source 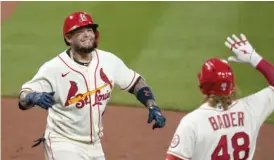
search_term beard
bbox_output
[73,41,96,54]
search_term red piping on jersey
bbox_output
[167,151,191,160]
[94,50,101,138]
[48,132,55,160]
[256,59,274,86]
[58,55,93,143]
[166,154,183,160]
[121,72,136,90]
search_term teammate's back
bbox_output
[182,87,274,160]
[166,34,274,160]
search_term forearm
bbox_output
[129,77,156,108]
[18,90,34,110]
[256,59,274,86]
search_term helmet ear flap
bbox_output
[199,84,203,89]
[198,72,206,94]
[197,72,201,78]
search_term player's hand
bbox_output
[25,92,55,110]
[225,33,262,67]
[147,105,166,129]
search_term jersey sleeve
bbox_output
[20,62,53,93]
[113,56,140,91]
[167,118,196,160]
[241,86,274,126]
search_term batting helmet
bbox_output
[197,58,234,96]
[63,11,99,47]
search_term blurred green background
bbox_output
[2,1,274,123]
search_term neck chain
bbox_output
[67,49,91,66]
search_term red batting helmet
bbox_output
[63,11,99,47]
[197,58,234,96]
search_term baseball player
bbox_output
[18,11,166,160]
[166,33,274,160]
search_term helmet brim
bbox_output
[68,23,99,34]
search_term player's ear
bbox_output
[65,33,73,44]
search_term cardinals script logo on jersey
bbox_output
[64,68,113,108]
[65,81,91,108]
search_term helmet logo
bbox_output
[205,62,213,71]
[80,13,87,22]
[221,82,227,91]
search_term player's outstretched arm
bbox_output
[225,33,274,86]
[18,90,55,110]
[128,77,166,129]
[256,57,274,86]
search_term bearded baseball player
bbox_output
[18,11,166,160]
[166,34,274,160]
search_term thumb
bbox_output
[152,123,158,130]
[227,56,241,62]
[147,115,153,124]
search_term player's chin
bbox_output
[76,45,95,54]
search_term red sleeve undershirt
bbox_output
[256,59,274,86]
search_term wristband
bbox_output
[136,87,155,106]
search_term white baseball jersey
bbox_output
[21,49,140,143]
[167,86,274,160]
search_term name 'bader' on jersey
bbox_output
[209,111,244,131]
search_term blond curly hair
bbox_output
[203,89,237,110]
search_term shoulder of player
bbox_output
[238,86,274,104]
[180,103,219,125]
[253,86,274,94]
[95,49,123,62]
[179,108,202,126]
[38,53,64,72]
